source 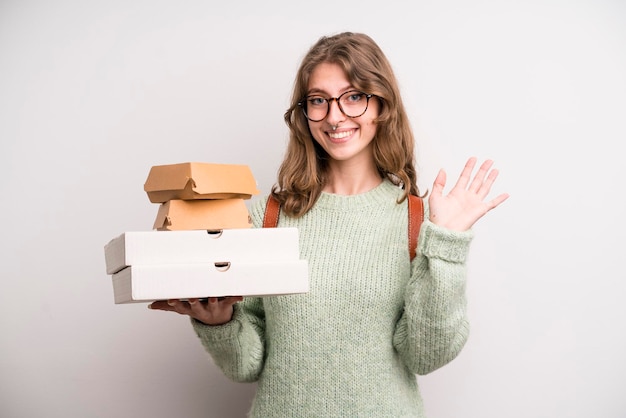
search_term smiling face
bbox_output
[306,62,380,171]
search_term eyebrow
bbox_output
[306,86,355,96]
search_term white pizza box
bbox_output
[111,261,309,303]
[104,228,300,275]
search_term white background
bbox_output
[1,1,625,417]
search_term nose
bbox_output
[326,98,346,125]
[326,97,345,125]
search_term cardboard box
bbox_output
[153,198,252,231]
[144,162,260,203]
[111,261,309,303]
[104,228,301,275]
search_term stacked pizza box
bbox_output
[103,162,309,304]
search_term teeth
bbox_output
[329,130,353,139]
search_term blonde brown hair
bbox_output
[272,32,420,217]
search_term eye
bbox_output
[344,91,365,103]
[307,96,327,106]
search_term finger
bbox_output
[188,297,212,316]
[205,297,226,315]
[452,157,477,191]
[468,159,494,193]
[208,296,242,313]
[431,169,447,197]
[201,296,241,322]
[476,166,499,198]
[222,296,244,306]
[148,300,173,311]
[148,299,188,313]
[167,299,194,315]
[487,192,510,210]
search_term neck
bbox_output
[323,162,383,195]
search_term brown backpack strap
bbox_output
[263,193,424,261]
[408,195,424,261]
[263,195,281,228]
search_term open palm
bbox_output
[428,157,509,231]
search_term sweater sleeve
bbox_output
[191,296,266,382]
[393,217,473,375]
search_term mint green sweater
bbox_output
[192,180,473,417]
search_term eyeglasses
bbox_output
[298,90,374,122]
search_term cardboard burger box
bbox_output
[153,198,252,231]
[144,162,260,203]
[104,228,309,303]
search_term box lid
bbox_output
[144,162,260,203]
[104,227,302,275]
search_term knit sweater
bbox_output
[192,179,473,417]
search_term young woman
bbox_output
[150,32,509,417]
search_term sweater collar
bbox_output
[315,179,403,211]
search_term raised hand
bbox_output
[149,296,243,325]
[428,157,509,231]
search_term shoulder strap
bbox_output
[262,195,281,228]
[263,194,424,261]
[407,195,424,261]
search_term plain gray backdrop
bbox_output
[1,0,625,417]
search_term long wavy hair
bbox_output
[272,32,421,217]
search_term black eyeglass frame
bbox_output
[297,90,375,122]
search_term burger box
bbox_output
[111,260,309,303]
[104,228,301,275]
[144,162,260,203]
[104,228,309,303]
[153,198,252,231]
